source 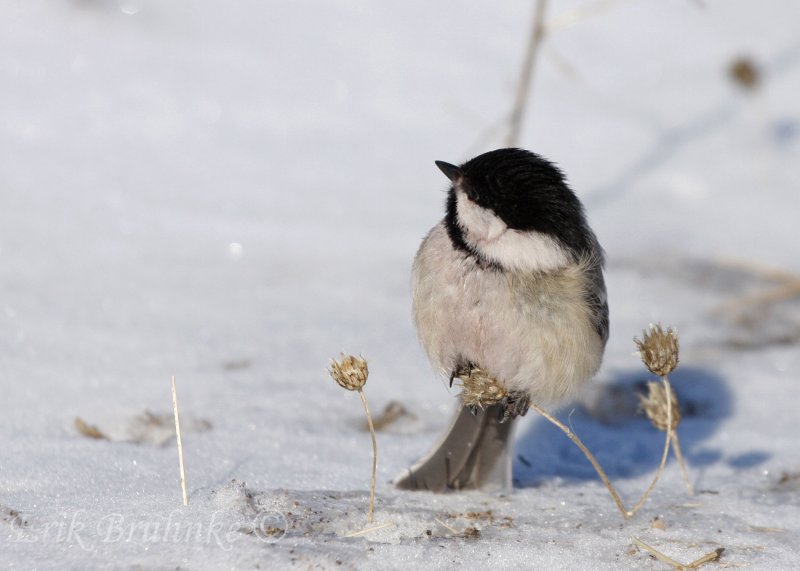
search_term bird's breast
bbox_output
[412,222,604,404]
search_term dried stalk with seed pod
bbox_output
[635,324,693,498]
[635,323,679,378]
[329,354,378,523]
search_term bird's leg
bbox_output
[498,391,530,424]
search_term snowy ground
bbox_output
[2,0,800,569]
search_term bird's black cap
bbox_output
[442,148,599,260]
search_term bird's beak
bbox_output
[435,161,461,182]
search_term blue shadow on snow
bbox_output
[512,365,765,487]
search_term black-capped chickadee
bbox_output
[394,148,609,492]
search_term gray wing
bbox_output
[585,257,609,345]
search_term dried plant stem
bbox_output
[687,548,725,568]
[632,537,685,568]
[627,378,673,517]
[358,388,377,524]
[671,431,694,496]
[527,401,629,519]
[171,375,188,507]
[343,522,394,537]
[506,0,549,146]
[627,435,671,516]
[633,537,723,570]
[434,518,461,535]
[327,354,377,523]
[531,381,680,519]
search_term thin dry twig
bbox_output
[633,537,724,570]
[342,521,395,538]
[627,379,674,516]
[358,388,378,524]
[686,548,725,568]
[434,518,481,538]
[328,354,378,524]
[171,375,188,507]
[670,431,694,496]
[748,525,786,533]
[507,0,549,146]
[434,518,461,535]
[632,537,685,568]
[527,401,630,519]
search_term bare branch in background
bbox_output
[507,0,549,147]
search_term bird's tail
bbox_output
[393,404,516,493]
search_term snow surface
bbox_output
[2,0,800,569]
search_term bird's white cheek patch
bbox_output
[483,229,571,273]
[456,191,571,273]
[456,192,507,242]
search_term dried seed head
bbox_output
[639,381,681,431]
[729,57,760,90]
[634,323,679,377]
[456,367,508,408]
[328,354,369,391]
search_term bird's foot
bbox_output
[498,392,530,424]
[450,361,477,388]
